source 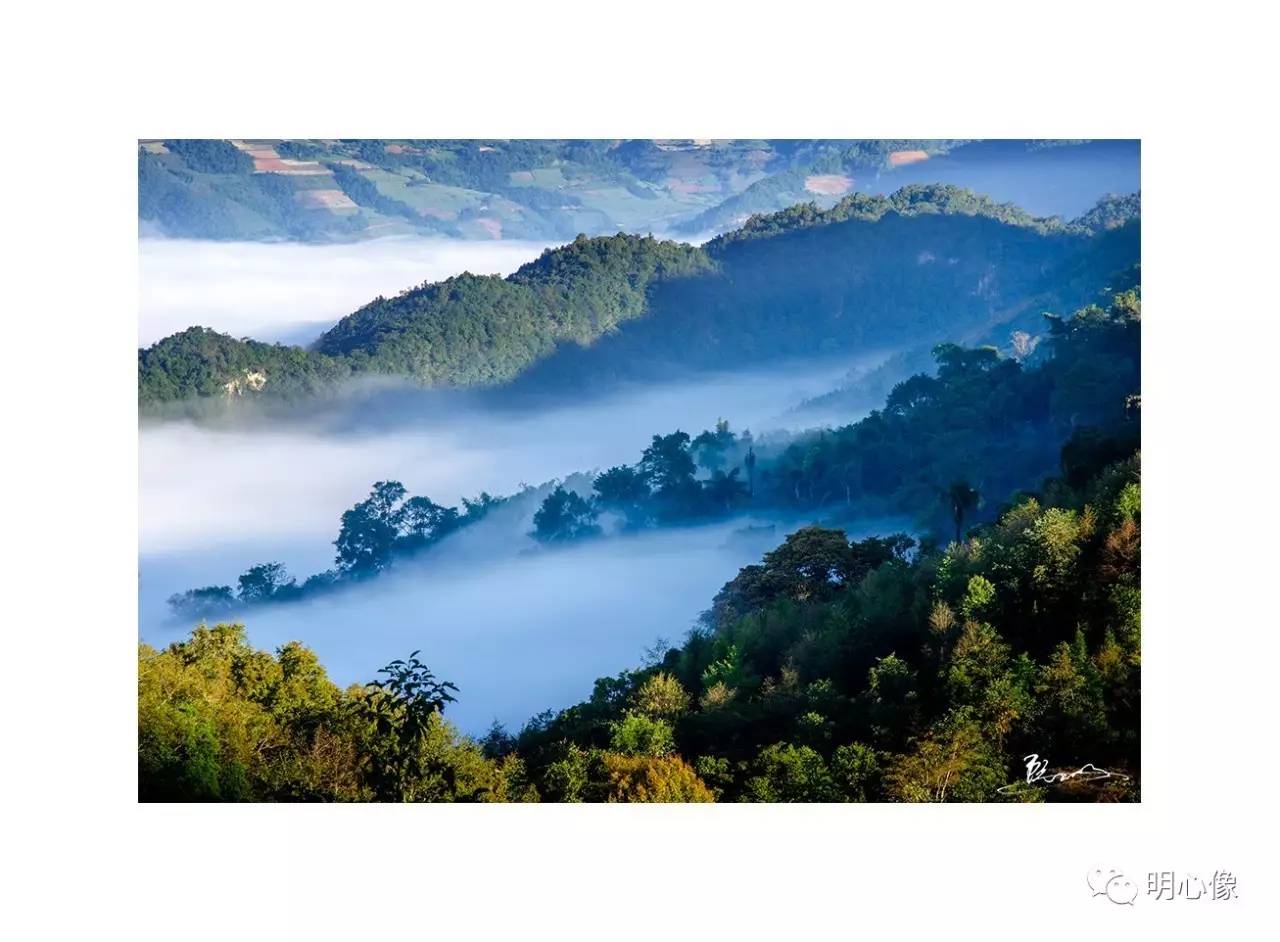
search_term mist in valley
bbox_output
[140,234,905,732]
[139,235,562,346]
[145,514,898,734]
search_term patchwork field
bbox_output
[889,149,930,167]
[804,174,854,195]
[141,139,1119,242]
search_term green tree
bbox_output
[886,710,1004,802]
[945,481,981,544]
[531,486,601,543]
[396,496,460,548]
[360,651,460,801]
[236,562,294,604]
[744,743,838,802]
[704,467,749,512]
[632,672,691,719]
[335,481,407,575]
[608,713,676,757]
[593,465,651,530]
[639,432,700,516]
[690,419,735,472]
[831,743,883,801]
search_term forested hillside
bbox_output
[166,292,1138,620]
[313,234,713,384]
[509,187,1138,394]
[514,448,1140,802]
[142,438,1139,802]
[142,253,1140,801]
[138,186,1140,411]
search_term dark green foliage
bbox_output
[138,327,349,408]
[675,141,972,233]
[141,227,1141,802]
[237,562,295,604]
[704,528,915,629]
[173,293,1140,634]
[312,234,713,387]
[637,431,703,519]
[362,651,461,801]
[709,182,1074,250]
[515,445,1139,802]
[592,466,651,530]
[1072,192,1141,233]
[511,193,1137,395]
[167,480,501,618]
[163,139,253,174]
[946,481,982,543]
[334,481,406,576]
[532,487,601,543]
[166,585,235,620]
[742,292,1139,530]
[145,429,1138,802]
[138,187,1139,409]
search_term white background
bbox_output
[2,1,1278,938]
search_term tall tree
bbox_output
[532,487,601,543]
[593,466,651,530]
[335,481,407,575]
[945,481,981,544]
[236,562,294,603]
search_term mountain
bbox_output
[314,234,713,384]
[677,139,1140,235]
[144,292,1141,802]
[137,185,1140,412]
[137,139,1137,243]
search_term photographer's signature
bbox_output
[996,753,1131,795]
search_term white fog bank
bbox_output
[139,353,901,733]
[139,236,561,346]
[138,236,907,736]
[139,355,882,556]
[141,513,908,735]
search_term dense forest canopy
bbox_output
[142,435,1139,802]
[138,186,1139,410]
[312,234,713,383]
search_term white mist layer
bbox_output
[139,237,902,735]
[141,514,906,734]
[139,236,561,346]
[139,356,896,732]
[139,357,879,556]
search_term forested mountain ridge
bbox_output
[503,188,1138,394]
[143,418,1140,802]
[169,292,1140,626]
[138,327,348,404]
[138,186,1140,412]
[313,234,713,384]
[512,447,1140,802]
[707,182,1134,249]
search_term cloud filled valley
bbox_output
[139,236,561,346]
[140,321,894,731]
